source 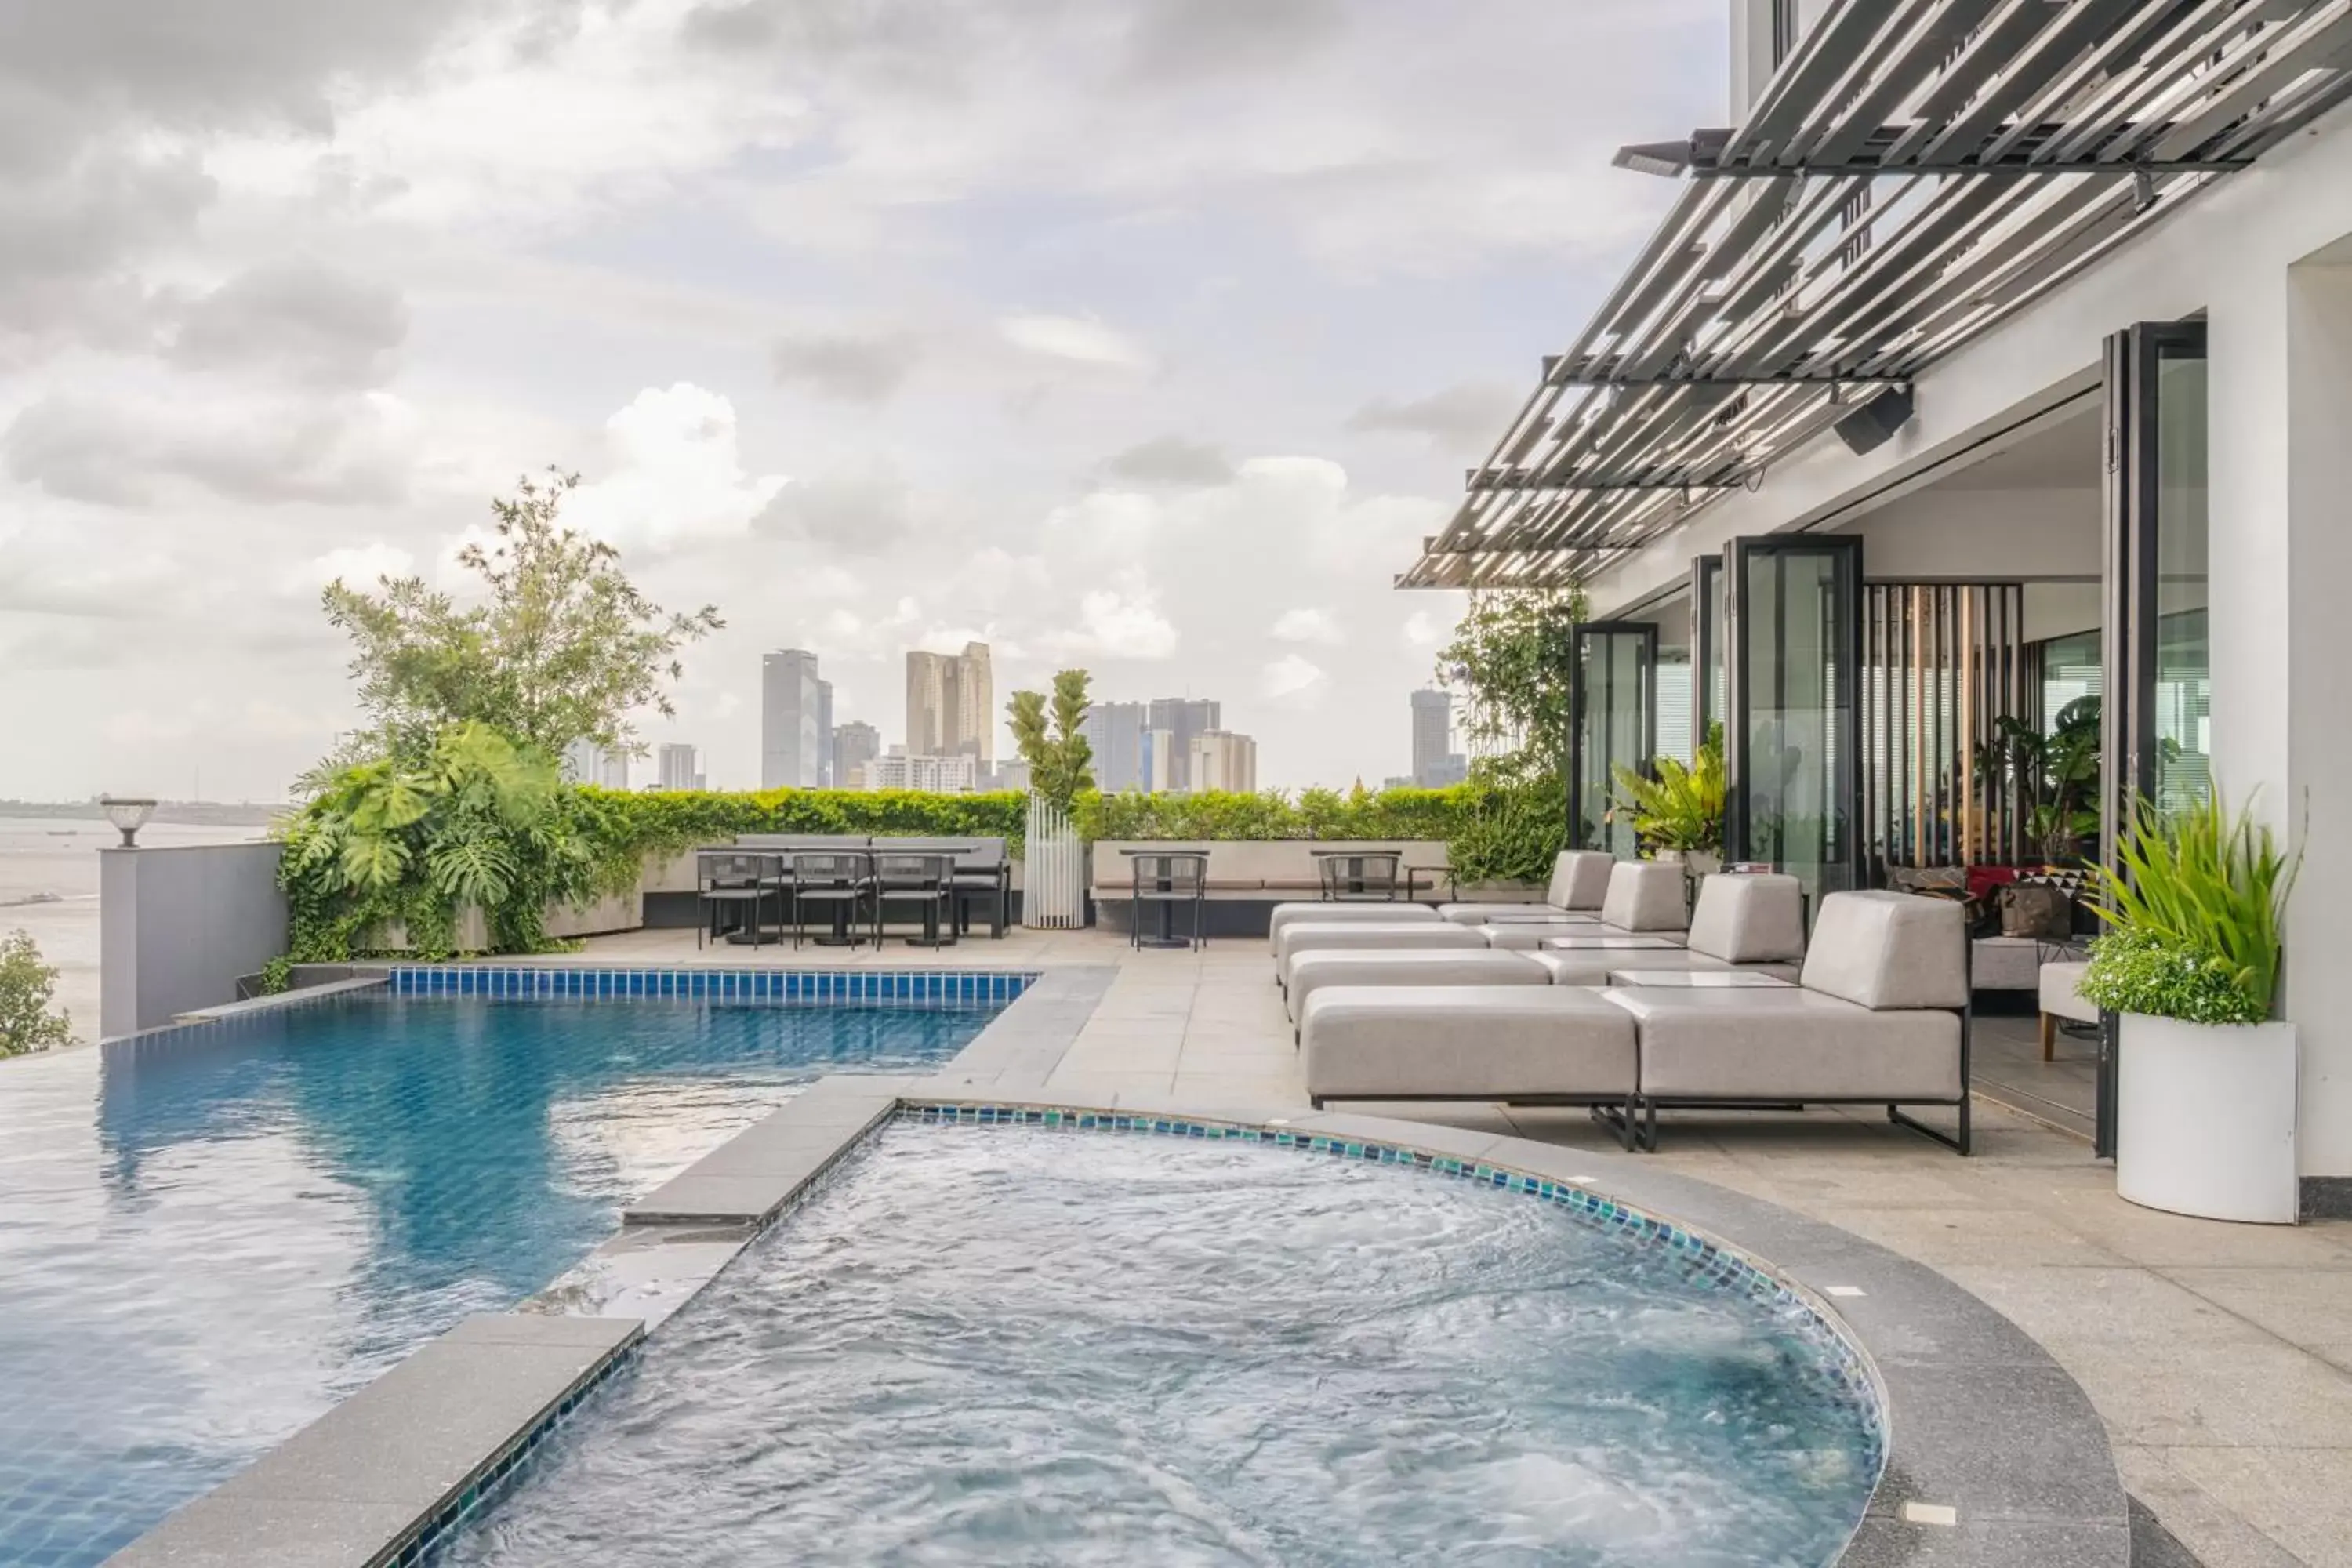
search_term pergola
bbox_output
[1399,0,2352,591]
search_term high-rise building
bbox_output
[1410,688,1450,781]
[832,720,880,791]
[1148,697,1219,791]
[905,642,994,764]
[761,649,824,789]
[1080,700,1149,793]
[816,679,835,786]
[656,743,700,792]
[561,739,630,791]
[868,746,978,793]
[1189,730,1258,793]
[1141,727,1177,793]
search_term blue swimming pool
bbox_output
[0,974,1012,1568]
[436,1120,1883,1566]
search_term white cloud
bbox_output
[1039,577,1178,661]
[1270,606,1343,644]
[1260,652,1327,704]
[1404,609,1446,646]
[290,541,416,596]
[563,383,787,554]
[1000,312,1153,372]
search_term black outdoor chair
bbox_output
[788,851,876,949]
[696,851,779,949]
[1128,851,1208,950]
[952,840,1012,938]
[874,852,958,949]
[1317,851,1403,902]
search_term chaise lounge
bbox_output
[1283,947,1545,1025]
[1266,900,1442,956]
[1301,889,1970,1155]
[1437,850,1613,925]
[1530,872,1800,982]
[1482,861,1690,950]
[1272,920,1490,991]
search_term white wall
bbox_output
[1846,486,2100,580]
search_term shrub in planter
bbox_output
[1610,724,1725,860]
[2081,791,2302,1223]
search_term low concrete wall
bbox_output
[100,843,289,1039]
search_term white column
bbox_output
[2211,246,2352,1189]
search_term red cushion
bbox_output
[1965,865,2022,903]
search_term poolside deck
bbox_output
[563,924,2352,1568]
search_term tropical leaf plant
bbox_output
[1007,669,1097,815]
[1611,725,1726,856]
[2079,789,2299,1026]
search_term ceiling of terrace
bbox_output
[1400,0,2352,590]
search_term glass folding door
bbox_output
[1569,623,1657,856]
[1724,536,1864,904]
[2098,320,2209,1156]
[1693,554,1726,746]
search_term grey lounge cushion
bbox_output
[1599,862,1690,932]
[1439,901,1561,924]
[1686,873,1805,962]
[1801,891,1969,1010]
[1532,948,1737,985]
[1267,901,1439,954]
[1286,949,1545,1021]
[2040,960,2096,1025]
[1547,850,1616,911]
[1275,922,1489,984]
[1301,985,1639,1102]
[1605,987,1964,1100]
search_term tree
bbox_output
[0,930,74,1055]
[1434,586,1589,775]
[1007,670,1096,811]
[322,469,723,759]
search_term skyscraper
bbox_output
[1411,688,1455,786]
[1189,730,1258,793]
[656,743,700,792]
[761,649,824,789]
[832,720,880,790]
[816,679,835,786]
[562,740,630,790]
[905,642,993,762]
[1147,697,1220,791]
[1081,701,1148,793]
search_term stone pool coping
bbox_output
[104,962,2126,1568]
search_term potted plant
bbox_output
[2081,791,2300,1223]
[1611,724,1726,873]
[1007,669,1095,929]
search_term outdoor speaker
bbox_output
[1834,387,1915,456]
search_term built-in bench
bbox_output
[1091,840,1464,938]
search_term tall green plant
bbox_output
[322,469,723,758]
[1611,725,1726,855]
[0,930,74,1055]
[1976,696,2100,863]
[1007,670,1096,812]
[2079,791,2299,1026]
[1433,588,1588,771]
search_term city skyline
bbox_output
[0,0,1718,804]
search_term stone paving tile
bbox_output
[2113,1447,2308,1568]
[2047,1338,2352,1448]
[2160,1446,2352,1568]
[2158,1264,2352,1348]
[1940,1266,2279,1352]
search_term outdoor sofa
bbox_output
[1267,900,1443,956]
[1301,889,1971,1154]
[1272,920,1489,992]
[1437,849,1613,924]
[1283,948,1545,1025]
[1480,861,1690,949]
[1530,873,1801,982]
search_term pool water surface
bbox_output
[0,986,1000,1567]
[437,1121,1882,1567]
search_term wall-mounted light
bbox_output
[99,795,158,848]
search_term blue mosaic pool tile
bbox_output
[383,964,1033,1010]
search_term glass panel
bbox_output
[1738,546,1856,902]
[2153,353,2210,811]
[1653,586,1695,766]
[1698,557,1726,740]
[2037,628,2102,721]
[1573,629,1655,855]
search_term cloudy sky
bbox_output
[0,0,1722,800]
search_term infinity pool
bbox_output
[437,1122,1883,1566]
[0,981,1004,1567]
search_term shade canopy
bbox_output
[1400,0,2352,590]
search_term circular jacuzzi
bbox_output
[435,1112,1884,1566]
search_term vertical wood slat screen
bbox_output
[1860,582,2030,875]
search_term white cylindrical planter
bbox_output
[1022,796,1084,930]
[2117,1014,2299,1224]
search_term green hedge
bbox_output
[578,786,1031,880]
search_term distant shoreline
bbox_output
[0,801,287,828]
